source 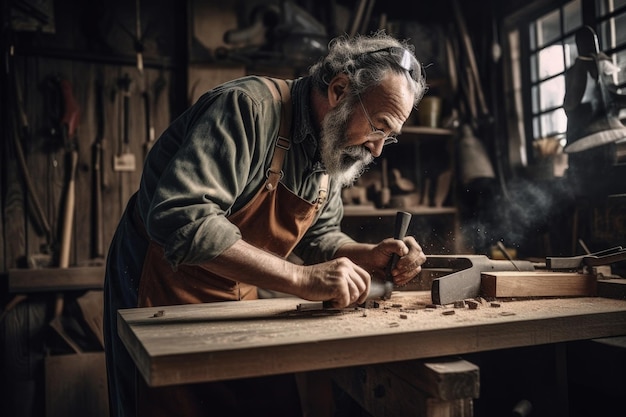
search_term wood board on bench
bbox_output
[481,271,597,298]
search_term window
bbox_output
[506,0,626,164]
[596,0,626,86]
[527,1,581,143]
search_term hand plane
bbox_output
[430,246,626,305]
[428,255,535,305]
[546,246,626,270]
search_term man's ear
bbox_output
[327,73,350,107]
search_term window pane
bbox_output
[617,14,626,45]
[564,35,577,68]
[536,10,561,48]
[540,108,568,138]
[597,0,626,15]
[531,53,538,82]
[532,85,540,113]
[599,14,626,49]
[530,21,538,49]
[563,0,582,33]
[614,49,626,85]
[533,115,541,139]
[538,44,565,79]
[539,76,566,110]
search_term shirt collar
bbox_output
[291,77,318,146]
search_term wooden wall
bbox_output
[2,0,188,272]
[1,2,185,415]
[4,58,174,271]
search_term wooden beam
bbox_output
[388,357,480,401]
[481,271,597,298]
[7,266,105,293]
[598,279,626,300]
[332,357,478,417]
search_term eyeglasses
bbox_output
[357,93,398,146]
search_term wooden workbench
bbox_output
[117,291,626,388]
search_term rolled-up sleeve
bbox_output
[137,79,280,267]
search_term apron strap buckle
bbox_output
[265,168,284,191]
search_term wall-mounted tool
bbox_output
[92,75,106,260]
[116,0,145,73]
[451,0,490,123]
[113,73,136,172]
[141,86,154,159]
[50,77,82,353]
[57,78,80,269]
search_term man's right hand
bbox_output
[299,257,371,308]
[202,240,370,308]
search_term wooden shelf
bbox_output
[401,126,455,137]
[341,204,464,253]
[6,266,105,293]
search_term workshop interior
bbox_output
[1,0,626,416]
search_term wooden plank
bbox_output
[481,271,597,297]
[7,266,105,292]
[117,291,626,387]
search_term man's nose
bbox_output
[364,138,385,157]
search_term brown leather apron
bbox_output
[135,78,329,416]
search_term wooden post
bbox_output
[331,357,479,417]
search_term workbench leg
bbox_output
[296,370,335,417]
[331,357,479,417]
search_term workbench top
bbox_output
[118,291,626,387]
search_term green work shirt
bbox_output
[136,75,356,268]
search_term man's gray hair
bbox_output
[309,31,427,106]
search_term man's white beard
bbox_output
[319,98,374,188]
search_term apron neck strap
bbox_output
[262,77,292,190]
[261,77,329,211]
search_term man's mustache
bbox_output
[342,145,372,161]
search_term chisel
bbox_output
[385,211,412,280]
[316,211,412,309]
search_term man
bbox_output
[104,31,428,417]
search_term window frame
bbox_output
[502,0,626,168]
